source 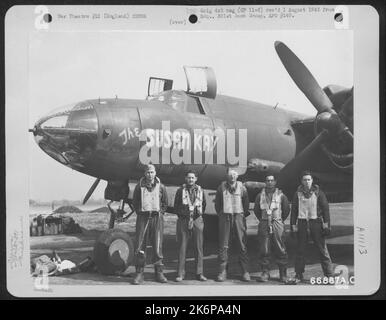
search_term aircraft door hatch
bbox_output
[147,77,173,97]
[183,66,217,99]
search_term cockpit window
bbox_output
[152,90,186,112]
[39,102,98,133]
[41,113,69,129]
[150,90,206,115]
[186,96,205,114]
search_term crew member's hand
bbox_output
[322,223,331,236]
[291,225,298,239]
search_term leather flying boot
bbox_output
[279,267,288,283]
[241,272,251,282]
[294,273,304,284]
[133,267,144,285]
[216,265,227,282]
[175,274,184,282]
[257,271,270,282]
[196,274,207,281]
[155,265,168,283]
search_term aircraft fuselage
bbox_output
[33,91,309,189]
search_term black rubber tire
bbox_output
[93,228,134,275]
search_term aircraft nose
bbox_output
[32,101,99,168]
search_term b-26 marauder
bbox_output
[29,41,353,274]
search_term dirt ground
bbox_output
[30,203,354,286]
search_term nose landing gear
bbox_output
[93,181,136,275]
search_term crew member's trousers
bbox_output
[258,219,288,271]
[218,213,249,273]
[134,212,164,268]
[295,219,333,276]
[176,215,204,276]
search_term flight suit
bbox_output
[132,177,168,276]
[173,184,207,278]
[254,188,290,275]
[215,181,250,277]
[291,185,334,276]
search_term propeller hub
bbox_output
[316,111,347,136]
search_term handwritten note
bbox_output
[8,217,24,269]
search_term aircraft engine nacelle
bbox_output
[316,86,353,171]
[245,159,285,200]
[243,181,266,203]
[247,158,285,176]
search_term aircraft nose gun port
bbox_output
[32,101,99,168]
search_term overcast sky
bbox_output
[28,30,352,201]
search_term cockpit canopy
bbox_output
[147,66,217,100]
[33,101,98,168]
[149,90,206,115]
[38,101,98,134]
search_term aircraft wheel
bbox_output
[93,228,134,275]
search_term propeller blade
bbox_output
[274,41,334,114]
[278,131,328,190]
[83,178,101,205]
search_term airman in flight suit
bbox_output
[215,169,251,282]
